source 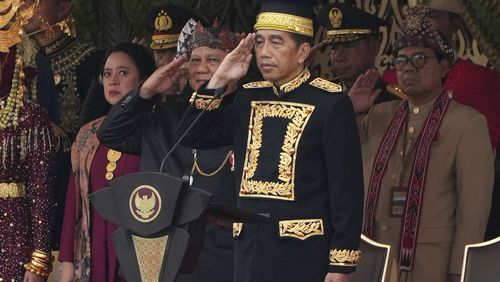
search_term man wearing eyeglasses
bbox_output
[318,3,405,105]
[383,0,500,150]
[350,6,493,282]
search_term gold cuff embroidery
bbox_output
[240,101,315,201]
[0,182,25,198]
[233,222,243,239]
[329,249,362,266]
[279,219,324,240]
[189,92,222,111]
[254,12,313,37]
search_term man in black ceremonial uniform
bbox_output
[318,3,405,104]
[129,1,364,281]
[97,11,240,282]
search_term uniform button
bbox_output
[413,107,420,114]
[380,225,388,230]
[391,174,397,179]
[408,126,415,134]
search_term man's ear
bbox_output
[368,38,381,59]
[297,42,311,64]
[58,1,71,20]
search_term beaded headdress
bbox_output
[393,5,454,60]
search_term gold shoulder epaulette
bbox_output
[309,78,342,93]
[242,81,273,89]
[386,84,407,100]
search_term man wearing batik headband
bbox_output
[318,3,405,104]
[132,0,364,281]
[97,22,242,282]
[0,1,56,281]
[350,5,493,282]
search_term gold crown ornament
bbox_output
[0,0,38,52]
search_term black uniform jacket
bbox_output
[177,69,364,281]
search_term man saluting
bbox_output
[136,1,364,281]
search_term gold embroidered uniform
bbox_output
[178,69,364,281]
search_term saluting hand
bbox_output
[348,68,382,114]
[139,55,188,99]
[207,33,256,89]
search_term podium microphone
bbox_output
[159,86,227,173]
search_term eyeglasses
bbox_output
[392,53,437,70]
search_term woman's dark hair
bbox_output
[100,42,156,81]
[79,43,156,126]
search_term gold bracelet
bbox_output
[32,249,54,262]
[23,249,54,277]
[24,262,51,277]
[30,259,50,271]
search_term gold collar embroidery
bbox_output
[271,68,311,97]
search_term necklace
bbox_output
[105,149,122,180]
[0,45,25,129]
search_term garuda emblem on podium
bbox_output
[129,185,162,223]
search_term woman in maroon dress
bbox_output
[58,43,155,282]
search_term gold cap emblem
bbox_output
[154,10,172,32]
[329,8,343,28]
[129,185,162,223]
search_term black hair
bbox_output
[80,43,155,126]
[289,32,313,47]
[100,42,156,81]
